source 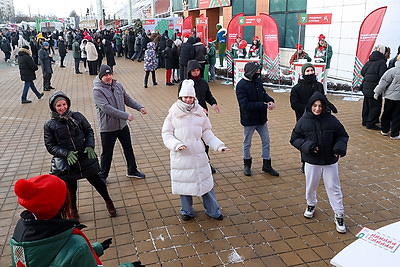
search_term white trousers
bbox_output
[305,162,344,215]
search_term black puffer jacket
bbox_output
[44,92,100,181]
[18,47,38,82]
[290,92,349,165]
[179,37,195,66]
[164,39,174,70]
[177,60,217,111]
[236,62,274,126]
[361,51,387,97]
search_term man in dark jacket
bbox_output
[138,32,150,62]
[58,37,67,68]
[179,36,195,81]
[361,46,388,129]
[177,59,220,173]
[0,37,11,62]
[127,31,135,59]
[38,42,55,91]
[18,45,44,103]
[236,61,279,177]
[193,37,207,77]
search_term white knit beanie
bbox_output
[179,80,196,98]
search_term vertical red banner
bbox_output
[352,6,387,88]
[260,13,280,80]
[182,16,193,37]
[227,13,244,50]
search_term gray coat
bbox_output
[38,47,53,74]
[374,61,400,101]
[93,76,144,132]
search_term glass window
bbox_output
[270,0,307,48]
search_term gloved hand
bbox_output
[374,94,379,100]
[84,147,97,159]
[333,149,346,157]
[309,144,319,154]
[67,151,78,165]
[132,261,145,267]
[100,238,112,250]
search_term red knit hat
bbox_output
[14,175,67,220]
[318,34,325,40]
[252,36,259,41]
[295,43,303,50]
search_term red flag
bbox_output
[352,6,387,88]
[182,16,193,38]
[227,13,244,50]
[260,13,280,80]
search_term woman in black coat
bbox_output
[290,92,349,233]
[361,46,388,129]
[58,37,67,67]
[18,45,43,104]
[164,39,174,85]
[103,39,116,71]
[44,91,116,220]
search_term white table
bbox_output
[330,221,400,266]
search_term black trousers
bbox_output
[74,58,80,73]
[66,174,111,210]
[179,64,188,81]
[43,73,52,89]
[88,60,98,75]
[60,56,65,66]
[381,98,400,137]
[362,96,382,127]
[144,71,156,86]
[99,125,138,180]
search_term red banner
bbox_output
[182,16,192,38]
[260,13,280,80]
[352,6,387,88]
[298,13,332,25]
[227,13,244,50]
[196,15,208,43]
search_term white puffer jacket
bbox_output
[374,61,400,101]
[162,100,226,196]
[85,41,98,61]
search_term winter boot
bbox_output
[106,199,117,217]
[262,159,279,176]
[243,158,252,176]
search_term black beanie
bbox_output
[99,65,113,79]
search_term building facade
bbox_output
[0,0,14,23]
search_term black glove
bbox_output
[132,261,145,267]
[328,102,338,113]
[309,144,318,154]
[333,149,346,157]
[100,238,112,250]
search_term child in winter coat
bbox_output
[290,92,349,234]
[143,42,158,88]
[162,79,230,221]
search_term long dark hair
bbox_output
[55,189,73,219]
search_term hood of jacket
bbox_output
[187,59,202,77]
[48,91,71,112]
[18,47,31,57]
[186,36,196,45]
[305,91,329,117]
[244,61,261,80]
[369,50,386,62]
[147,41,155,50]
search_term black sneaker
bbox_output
[127,170,145,179]
[214,214,223,220]
[37,93,44,99]
[21,100,32,104]
[182,214,192,221]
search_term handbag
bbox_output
[50,157,70,175]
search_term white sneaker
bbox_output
[381,131,389,136]
[334,214,346,233]
[390,135,400,140]
[304,205,315,218]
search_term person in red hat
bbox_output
[289,43,311,65]
[314,34,333,92]
[10,174,144,267]
[248,36,262,59]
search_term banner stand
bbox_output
[222,72,233,85]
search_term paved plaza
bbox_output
[1,53,400,266]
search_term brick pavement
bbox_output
[1,52,400,266]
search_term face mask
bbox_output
[252,72,261,81]
[303,74,316,83]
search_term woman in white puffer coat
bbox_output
[162,79,230,221]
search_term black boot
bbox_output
[243,158,252,176]
[262,159,279,176]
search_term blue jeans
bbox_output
[22,81,41,101]
[243,123,271,160]
[209,64,215,81]
[180,188,221,218]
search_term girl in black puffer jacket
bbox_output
[44,91,116,220]
[290,92,349,234]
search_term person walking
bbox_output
[58,36,67,68]
[164,39,174,86]
[235,61,279,177]
[1,36,12,62]
[162,79,230,221]
[38,41,55,91]
[361,45,388,130]
[374,55,400,139]
[131,33,142,61]
[143,42,158,88]
[72,37,82,74]
[44,91,117,219]
[290,92,349,234]
[18,45,44,104]
[93,65,147,184]
[10,174,143,267]
[207,39,216,82]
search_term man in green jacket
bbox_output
[72,36,82,74]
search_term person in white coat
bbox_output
[85,37,98,75]
[162,79,230,221]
